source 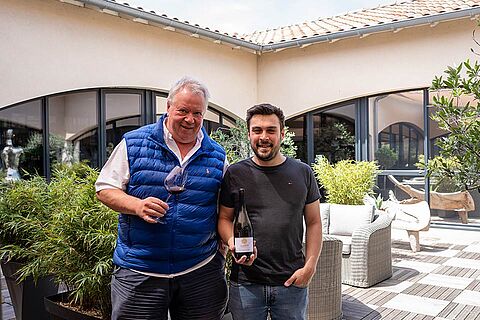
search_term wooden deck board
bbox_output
[467,280,480,292]
[457,304,477,319]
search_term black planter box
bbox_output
[44,292,101,320]
[1,260,59,320]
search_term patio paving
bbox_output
[1,273,14,320]
[1,226,479,320]
[342,227,480,320]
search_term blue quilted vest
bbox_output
[112,115,226,274]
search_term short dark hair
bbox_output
[246,103,285,130]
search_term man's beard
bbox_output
[252,142,280,161]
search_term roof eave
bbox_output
[79,0,262,51]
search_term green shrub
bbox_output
[0,162,117,319]
[313,156,379,205]
[416,155,463,193]
[0,175,50,266]
[375,145,398,169]
[314,122,355,163]
[42,163,117,318]
[210,120,251,164]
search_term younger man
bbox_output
[218,103,322,320]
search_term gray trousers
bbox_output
[111,252,228,320]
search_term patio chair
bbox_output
[308,235,343,320]
[320,203,393,288]
[383,199,431,252]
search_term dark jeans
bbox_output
[111,252,228,320]
[228,281,308,320]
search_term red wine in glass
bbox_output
[167,186,185,195]
[156,166,187,224]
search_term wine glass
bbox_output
[156,166,188,224]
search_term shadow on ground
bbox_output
[342,294,379,320]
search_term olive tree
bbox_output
[430,59,480,191]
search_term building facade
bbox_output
[1,0,479,224]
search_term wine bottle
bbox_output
[234,188,254,261]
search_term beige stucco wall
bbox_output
[1,0,479,120]
[258,18,478,118]
[0,0,257,117]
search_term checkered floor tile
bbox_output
[1,232,479,320]
[342,240,480,319]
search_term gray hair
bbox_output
[167,76,210,108]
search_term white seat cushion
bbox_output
[328,204,374,236]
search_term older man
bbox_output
[96,77,227,320]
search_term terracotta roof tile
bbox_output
[242,0,480,44]
[75,0,480,48]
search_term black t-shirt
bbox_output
[220,157,320,285]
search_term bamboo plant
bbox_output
[0,163,117,319]
[313,156,379,205]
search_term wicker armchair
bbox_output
[321,204,393,288]
[308,236,343,320]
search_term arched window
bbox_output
[1,88,236,180]
[286,101,356,164]
[313,112,355,163]
[378,122,424,169]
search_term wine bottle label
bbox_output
[235,237,254,253]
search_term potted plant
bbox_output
[43,163,117,319]
[3,163,118,319]
[0,175,59,320]
[312,157,393,287]
[312,156,379,205]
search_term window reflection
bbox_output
[369,91,424,170]
[222,117,235,128]
[378,122,423,169]
[105,93,142,158]
[285,115,306,162]
[203,109,222,134]
[74,129,98,167]
[313,104,355,163]
[0,100,43,177]
[2,88,239,180]
[49,92,98,168]
[155,95,168,121]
